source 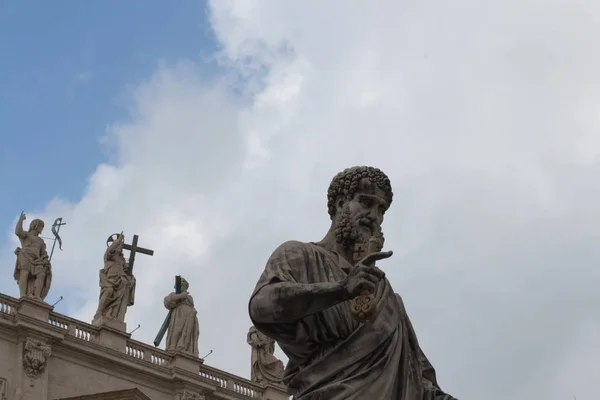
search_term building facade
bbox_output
[0,294,289,400]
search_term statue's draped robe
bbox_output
[247,326,285,385]
[92,249,135,324]
[13,233,52,299]
[164,292,200,355]
[249,241,456,400]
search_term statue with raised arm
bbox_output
[163,277,199,355]
[248,166,458,400]
[247,325,284,386]
[92,233,136,327]
[13,212,52,300]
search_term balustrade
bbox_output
[0,293,275,399]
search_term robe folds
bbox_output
[164,292,200,355]
[92,256,135,325]
[249,241,456,400]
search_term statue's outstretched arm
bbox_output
[15,212,27,238]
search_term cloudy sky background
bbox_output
[1,1,600,398]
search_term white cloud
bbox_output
[2,1,600,398]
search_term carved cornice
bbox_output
[23,337,51,378]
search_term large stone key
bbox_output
[350,236,382,323]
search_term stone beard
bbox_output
[248,166,457,400]
[334,203,384,251]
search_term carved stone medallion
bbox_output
[23,338,51,378]
[181,390,205,400]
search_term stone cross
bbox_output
[353,243,369,260]
[106,233,154,275]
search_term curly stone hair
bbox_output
[326,166,393,218]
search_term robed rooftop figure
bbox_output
[248,166,458,400]
[92,233,136,327]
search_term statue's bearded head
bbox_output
[327,166,393,249]
[28,219,45,235]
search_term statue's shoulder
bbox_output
[265,240,316,267]
[275,239,311,250]
[269,240,313,257]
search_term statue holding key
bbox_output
[248,166,458,400]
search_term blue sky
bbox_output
[0,0,218,231]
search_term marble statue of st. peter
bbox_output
[249,166,458,400]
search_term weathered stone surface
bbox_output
[0,377,7,400]
[249,166,458,400]
[0,292,288,400]
[22,338,51,379]
[181,389,206,400]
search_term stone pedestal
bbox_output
[16,296,53,322]
[261,384,289,400]
[170,351,203,373]
[92,316,126,332]
[95,320,130,352]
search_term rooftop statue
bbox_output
[163,276,200,355]
[247,325,284,386]
[13,212,52,300]
[92,233,136,327]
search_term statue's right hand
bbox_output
[19,212,26,221]
[342,251,392,299]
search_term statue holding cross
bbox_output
[153,275,200,355]
[91,232,154,329]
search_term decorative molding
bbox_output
[181,390,205,400]
[56,388,152,399]
[23,337,51,378]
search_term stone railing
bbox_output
[121,338,264,398]
[0,293,282,399]
[43,308,264,398]
[0,293,17,317]
[125,339,171,368]
[48,312,96,342]
[198,364,263,399]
